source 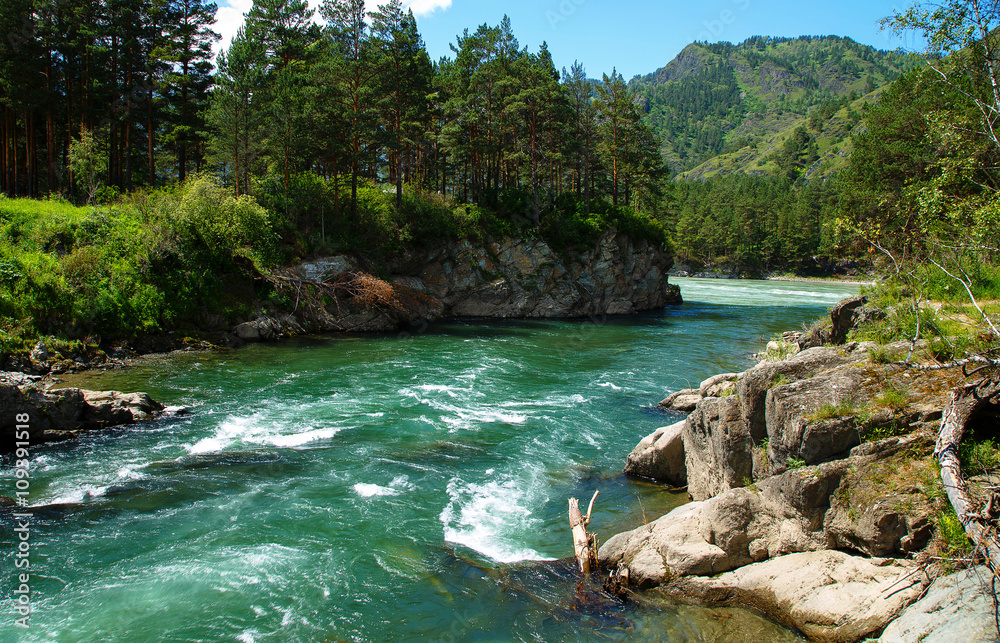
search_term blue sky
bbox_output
[215,0,927,79]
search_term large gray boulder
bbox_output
[658,388,701,412]
[599,501,733,588]
[737,346,851,443]
[829,296,867,344]
[624,420,687,485]
[879,566,998,643]
[1,376,165,452]
[668,550,926,643]
[79,390,163,426]
[394,230,680,319]
[684,395,752,501]
[765,366,868,470]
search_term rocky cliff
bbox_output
[236,229,680,338]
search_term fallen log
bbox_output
[935,380,1000,636]
[569,490,600,574]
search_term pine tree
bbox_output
[371,1,432,211]
[208,30,267,195]
[321,0,377,219]
[159,0,220,181]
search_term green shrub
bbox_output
[937,510,971,557]
[811,401,857,420]
[874,386,909,414]
[959,438,1000,477]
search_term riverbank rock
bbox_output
[659,389,701,412]
[236,230,679,341]
[685,395,751,500]
[878,566,998,643]
[600,434,936,588]
[0,374,165,452]
[392,229,680,319]
[658,373,739,412]
[623,420,687,485]
[666,550,926,643]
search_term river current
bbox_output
[1,278,860,642]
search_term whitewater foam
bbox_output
[440,475,554,564]
[187,413,343,455]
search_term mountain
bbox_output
[628,35,924,179]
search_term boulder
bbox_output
[394,230,680,320]
[878,566,998,643]
[80,390,164,425]
[667,550,926,643]
[30,340,49,364]
[601,435,934,589]
[624,420,687,485]
[599,502,733,588]
[829,296,867,345]
[764,366,868,469]
[737,346,851,443]
[659,389,701,412]
[1,378,165,452]
[699,373,739,398]
[684,395,752,501]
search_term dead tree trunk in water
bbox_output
[569,490,599,574]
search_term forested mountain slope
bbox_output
[629,36,924,178]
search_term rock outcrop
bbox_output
[878,566,998,643]
[667,550,926,643]
[1,372,164,452]
[274,229,680,341]
[608,294,980,642]
[601,434,935,588]
[397,231,680,317]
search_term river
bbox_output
[1,278,860,642]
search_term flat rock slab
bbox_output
[666,550,925,643]
[879,566,998,643]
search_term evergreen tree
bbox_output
[321,0,377,219]
[159,0,220,181]
[371,0,432,211]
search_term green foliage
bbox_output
[664,174,838,274]
[868,345,891,364]
[631,36,923,174]
[959,439,1000,477]
[811,401,858,420]
[786,456,807,470]
[0,177,278,347]
[937,509,971,557]
[874,385,910,414]
[761,341,799,362]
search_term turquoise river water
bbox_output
[1,278,861,642]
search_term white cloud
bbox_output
[215,0,450,53]
[395,0,453,17]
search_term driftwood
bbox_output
[569,491,600,574]
[935,380,1000,635]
